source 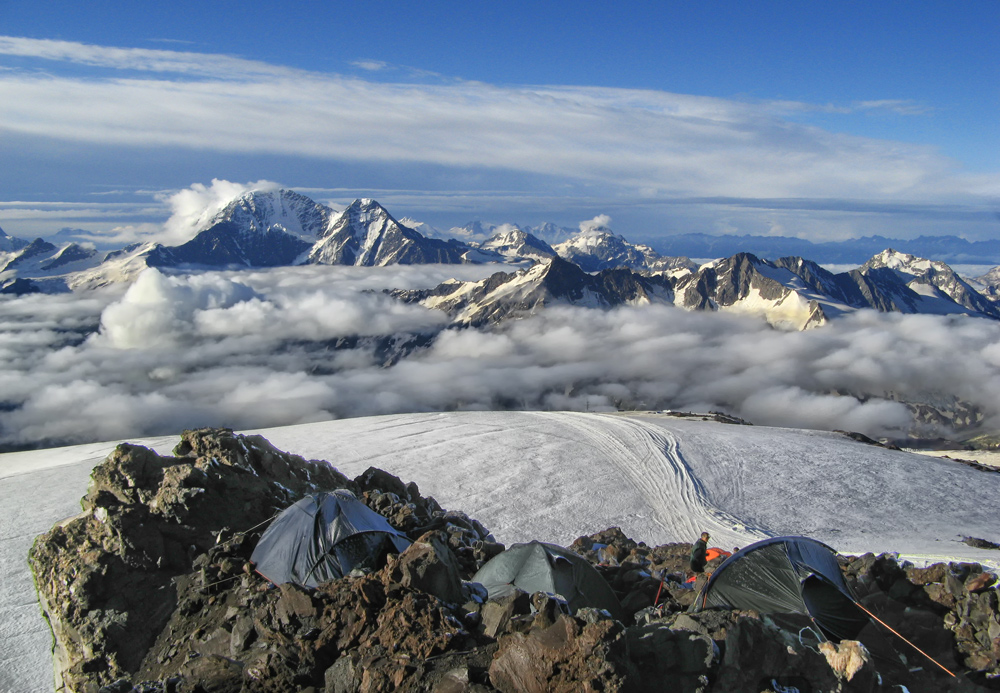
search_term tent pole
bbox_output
[851,599,955,678]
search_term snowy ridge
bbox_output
[475,227,556,261]
[553,227,661,272]
[394,256,675,325]
[210,188,333,242]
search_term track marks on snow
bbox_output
[538,412,768,547]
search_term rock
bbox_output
[324,653,360,693]
[818,640,876,685]
[965,572,997,594]
[29,428,502,692]
[175,654,243,693]
[389,530,465,604]
[715,617,858,692]
[963,536,1000,550]
[489,613,632,693]
[480,590,533,639]
[626,623,714,691]
[907,563,948,586]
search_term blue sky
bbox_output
[0,0,997,247]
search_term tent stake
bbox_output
[852,599,955,678]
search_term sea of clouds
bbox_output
[2,263,999,450]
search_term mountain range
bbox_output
[393,249,1000,330]
[2,188,1000,331]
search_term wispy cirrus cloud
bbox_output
[0,36,996,243]
[0,37,982,196]
[0,36,300,80]
[350,59,389,72]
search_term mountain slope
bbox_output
[396,249,1000,330]
[308,198,474,266]
[474,227,556,262]
[0,226,30,254]
[393,255,674,325]
[146,189,328,268]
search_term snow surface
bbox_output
[3,411,1000,692]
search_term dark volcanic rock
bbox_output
[30,428,360,691]
[489,612,633,693]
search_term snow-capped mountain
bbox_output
[524,222,577,246]
[0,238,57,273]
[974,266,1000,301]
[859,249,1000,316]
[146,189,330,268]
[553,225,652,271]
[473,227,556,262]
[29,192,523,287]
[307,198,477,266]
[438,221,576,246]
[0,238,107,292]
[395,250,1000,331]
[213,188,333,241]
[392,256,674,326]
[0,226,29,254]
[552,224,696,274]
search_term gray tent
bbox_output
[472,540,623,621]
[692,536,868,641]
[251,490,411,588]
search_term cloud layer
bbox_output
[1,37,996,212]
[2,265,998,450]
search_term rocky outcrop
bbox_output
[28,429,357,691]
[29,430,1000,692]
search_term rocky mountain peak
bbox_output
[214,188,332,241]
[860,248,945,276]
[479,227,556,261]
[0,226,30,253]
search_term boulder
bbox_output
[625,622,714,692]
[389,531,465,604]
[489,613,632,693]
[714,617,871,693]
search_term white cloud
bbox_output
[578,214,612,234]
[351,60,389,72]
[2,265,1000,450]
[0,36,301,80]
[0,37,995,210]
[156,178,281,245]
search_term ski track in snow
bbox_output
[540,412,769,549]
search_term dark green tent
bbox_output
[692,536,868,641]
[251,490,411,588]
[472,540,623,621]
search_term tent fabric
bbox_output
[251,490,411,588]
[693,536,868,641]
[472,541,624,621]
[705,547,731,562]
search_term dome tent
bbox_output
[251,490,411,588]
[472,540,624,621]
[692,536,869,642]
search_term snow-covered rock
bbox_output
[475,227,556,262]
[393,255,674,325]
[307,198,471,266]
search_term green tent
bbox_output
[472,540,623,621]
